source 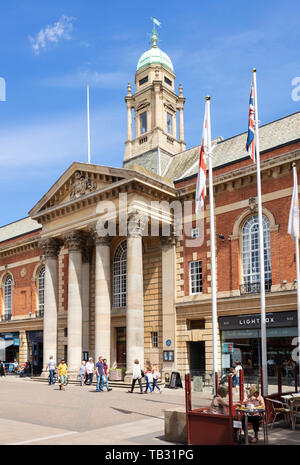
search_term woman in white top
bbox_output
[128,359,143,394]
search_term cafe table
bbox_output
[235,406,268,445]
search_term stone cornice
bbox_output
[0,234,41,258]
[177,149,300,198]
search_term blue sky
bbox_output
[0,0,299,226]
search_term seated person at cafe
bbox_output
[241,385,265,444]
[210,386,229,415]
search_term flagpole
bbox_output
[296,235,300,373]
[252,69,268,396]
[206,96,218,393]
[87,85,91,164]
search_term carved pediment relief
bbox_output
[29,163,129,216]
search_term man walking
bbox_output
[57,359,68,391]
[86,357,95,385]
[103,358,112,392]
[46,355,56,385]
[95,356,104,392]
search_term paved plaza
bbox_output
[0,376,299,445]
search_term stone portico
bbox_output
[29,163,178,379]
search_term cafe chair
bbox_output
[291,399,300,430]
[265,398,293,429]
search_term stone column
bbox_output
[40,238,60,372]
[161,236,177,378]
[179,108,184,141]
[64,231,84,374]
[154,82,161,128]
[93,233,111,366]
[82,245,92,357]
[125,215,145,379]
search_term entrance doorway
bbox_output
[189,341,205,378]
[116,327,126,368]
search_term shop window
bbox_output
[151,331,158,348]
[3,275,12,320]
[166,112,173,135]
[190,260,202,295]
[140,112,147,134]
[241,215,272,294]
[38,267,45,317]
[113,241,127,308]
[188,319,205,330]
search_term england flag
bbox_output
[246,79,256,162]
[195,102,208,216]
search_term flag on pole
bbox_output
[288,165,299,241]
[195,102,208,215]
[246,79,256,162]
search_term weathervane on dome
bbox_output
[149,17,161,47]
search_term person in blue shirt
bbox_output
[95,356,104,392]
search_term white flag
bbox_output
[288,165,299,241]
[195,101,209,216]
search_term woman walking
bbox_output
[78,361,86,386]
[128,359,143,394]
[144,363,153,393]
[152,366,162,393]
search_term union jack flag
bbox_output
[195,102,208,215]
[246,79,256,162]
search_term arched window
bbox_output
[113,241,127,308]
[4,275,12,320]
[242,215,272,293]
[38,266,45,316]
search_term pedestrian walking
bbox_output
[95,356,104,392]
[46,355,56,385]
[144,363,153,393]
[235,360,243,392]
[78,361,86,386]
[152,366,162,393]
[0,361,5,377]
[128,359,143,394]
[86,357,95,385]
[103,359,112,392]
[57,359,68,390]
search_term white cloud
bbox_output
[40,70,129,89]
[29,15,75,55]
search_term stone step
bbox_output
[29,376,164,388]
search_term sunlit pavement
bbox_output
[0,376,299,445]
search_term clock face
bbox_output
[20,267,27,278]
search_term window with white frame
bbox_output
[190,260,203,294]
[4,275,12,319]
[139,112,147,134]
[113,241,127,308]
[38,266,45,316]
[151,331,158,348]
[166,112,173,135]
[242,215,272,293]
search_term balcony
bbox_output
[240,280,272,295]
[1,314,12,322]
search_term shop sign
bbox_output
[3,333,14,340]
[219,311,297,330]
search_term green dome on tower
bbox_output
[137,46,174,72]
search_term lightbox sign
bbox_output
[219,311,297,331]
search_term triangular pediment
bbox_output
[29,162,131,217]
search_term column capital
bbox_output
[88,224,112,246]
[64,230,85,252]
[40,238,61,259]
[128,213,146,238]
